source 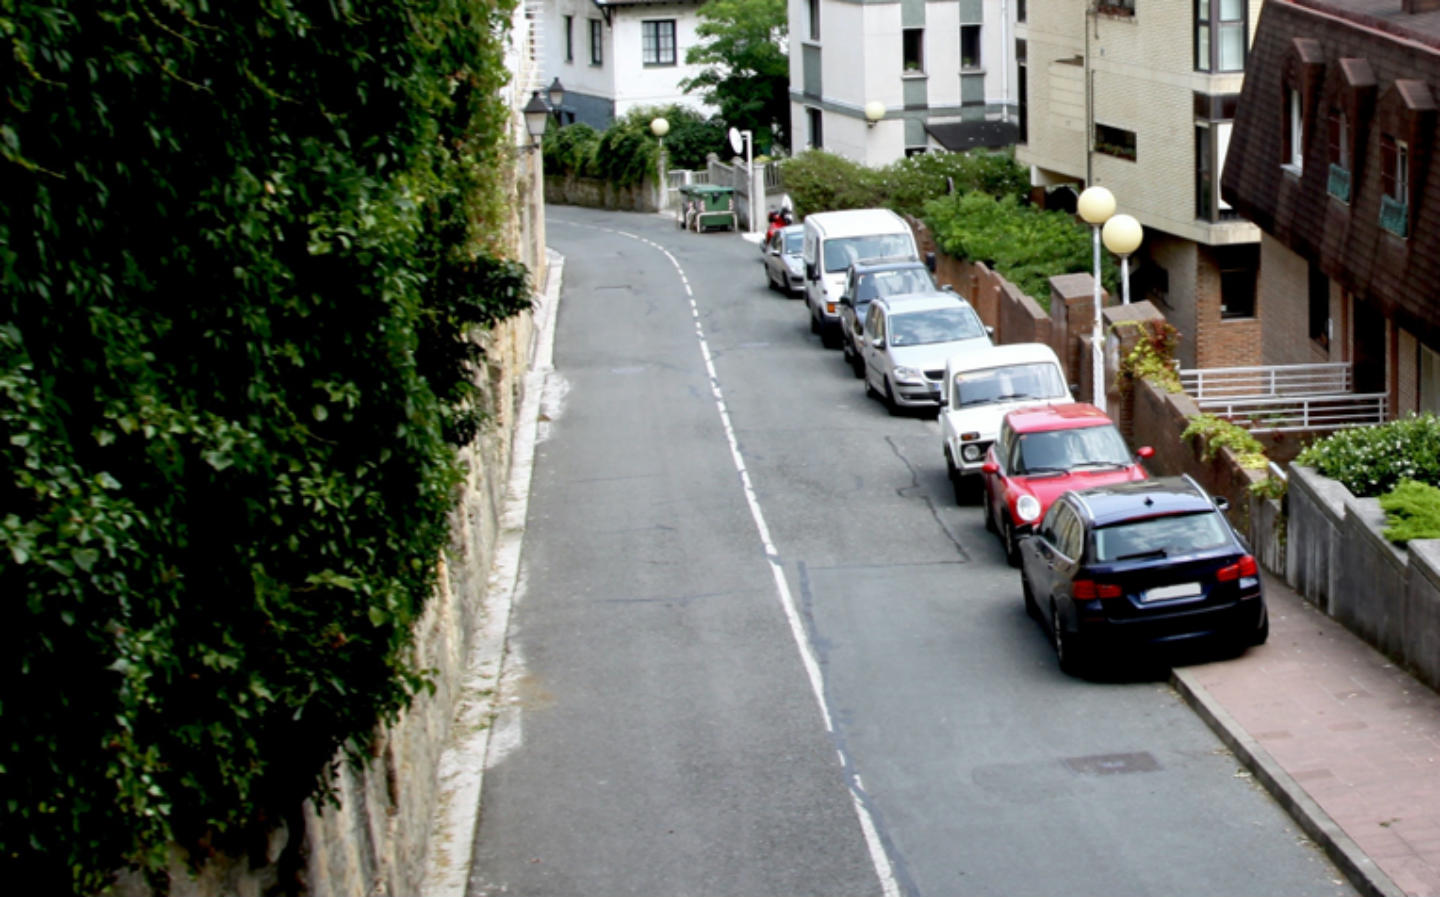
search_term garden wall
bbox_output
[544,174,663,211]
[1288,465,1440,692]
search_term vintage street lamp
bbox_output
[864,100,886,129]
[1102,213,1144,305]
[1077,186,1116,412]
[522,91,550,150]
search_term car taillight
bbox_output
[1072,580,1122,600]
[1216,554,1259,582]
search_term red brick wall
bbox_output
[1193,246,1263,369]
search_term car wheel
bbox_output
[1002,517,1021,568]
[1052,603,1085,676]
[821,325,840,350]
[864,368,879,400]
[982,485,997,532]
[841,334,853,365]
[766,268,779,292]
[1251,609,1270,647]
[884,378,901,416]
[850,348,866,379]
[1022,574,1039,620]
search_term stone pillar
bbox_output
[1049,272,1108,388]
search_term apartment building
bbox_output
[1221,0,1440,415]
[542,0,715,130]
[1016,0,1263,369]
[789,0,1021,164]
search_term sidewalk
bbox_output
[1173,570,1440,897]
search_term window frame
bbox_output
[589,18,603,66]
[1195,0,1247,73]
[1094,123,1137,161]
[806,106,823,150]
[960,24,982,71]
[564,15,574,64]
[1286,88,1305,172]
[809,0,821,42]
[903,27,925,74]
[641,19,677,66]
[1216,244,1260,320]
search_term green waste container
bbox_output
[677,184,737,233]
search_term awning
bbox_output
[923,120,1021,152]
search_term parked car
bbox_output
[838,258,941,376]
[981,403,1154,565]
[1018,476,1269,676]
[861,292,992,414]
[802,208,920,348]
[763,224,805,295]
[940,343,1074,500]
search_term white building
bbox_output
[1015,0,1263,370]
[541,0,716,129]
[788,0,1021,165]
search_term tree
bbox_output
[681,0,790,153]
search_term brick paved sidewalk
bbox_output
[1173,570,1440,897]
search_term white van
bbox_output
[802,209,919,348]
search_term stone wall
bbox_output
[112,303,539,897]
[544,174,662,212]
[1288,465,1440,693]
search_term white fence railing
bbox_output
[1179,362,1352,399]
[1194,393,1388,434]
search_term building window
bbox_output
[1217,244,1259,319]
[1380,134,1410,237]
[961,25,981,70]
[809,0,820,41]
[1017,0,1026,22]
[1195,0,1246,73]
[1098,0,1135,16]
[590,19,603,66]
[1095,123,1136,161]
[642,20,676,66]
[1326,108,1351,201]
[903,28,924,73]
[1017,43,1028,144]
[1421,344,1440,414]
[1285,88,1304,171]
[1308,262,1330,348]
[1196,125,1214,220]
[807,107,823,149]
[564,15,574,63]
[1195,94,1239,222]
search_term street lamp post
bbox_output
[651,117,670,211]
[1102,214,1143,305]
[1076,186,1116,412]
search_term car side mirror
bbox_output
[985,325,995,338]
[982,461,999,475]
[926,252,937,273]
[1069,383,1080,396]
[1136,446,1155,460]
[806,262,817,280]
[941,284,956,293]
[840,297,852,308]
[871,337,885,349]
[1214,496,1231,512]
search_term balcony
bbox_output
[1326,164,1351,202]
[1379,194,1409,238]
[1179,362,1387,434]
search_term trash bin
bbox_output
[676,184,737,233]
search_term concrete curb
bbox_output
[1171,667,1407,897]
[419,249,564,897]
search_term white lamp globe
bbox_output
[650,117,670,138]
[1077,185,1116,226]
[1102,213,1144,256]
[864,101,887,124]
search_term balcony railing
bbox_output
[1380,194,1409,238]
[1179,362,1386,434]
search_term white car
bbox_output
[940,342,1074,497]
[861,292,992,414]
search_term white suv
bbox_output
[940,343,1074,498]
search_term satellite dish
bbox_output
[728,126,743,156]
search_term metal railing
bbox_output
[1179,362,1352,399]
[1194,393,1388,434]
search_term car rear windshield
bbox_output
[1017,425,1130,473]
[889,307,986,346]
[824,235,914,273]
[784,232,803,253]
[953,362,1067,406]
[857,268,933,301]
[1092,511,1231,562]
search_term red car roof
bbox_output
[1004,402,1114,434]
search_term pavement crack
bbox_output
[884,436,972,563]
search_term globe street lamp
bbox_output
[651,117,670,210]
[864,100,886,129]
[1077,186,1116,412]
[1102,213,1143,305]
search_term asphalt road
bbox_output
[466,206,1355,897]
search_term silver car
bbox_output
[862,292,993,414]
[837,258,939,377]
[763,225,805,295]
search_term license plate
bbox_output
[1143,582,1202,602]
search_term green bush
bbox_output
[544,122,602,178]
[921,192,1119,309]
[1,1,528,891]
[779,148,1030,219]
[1380,479,1440,544]
[1181,413,1269,469]
[1295,413,1440,497]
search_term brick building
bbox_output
[1222,0,1440,415]
[1016,0,1264,370]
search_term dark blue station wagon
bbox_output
[1017,476,1269,675]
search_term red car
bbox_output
[981,403,1154,565]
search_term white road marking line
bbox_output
[587,223,900,897]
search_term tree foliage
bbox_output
[681,0,789,152]
[0,1,528,891]
[780,149,1030,219]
